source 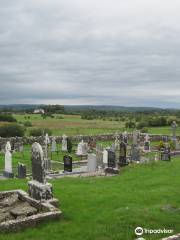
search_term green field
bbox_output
[0,158,180,240]
[0,114,177,136]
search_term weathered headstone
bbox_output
[118,141,128,167]
[28,142,53,201]
[3,142,14,178]
[144,134,150,152]
[51,137,57,152]
[76,140,88,156]
[17,163,26,179]
[122,131,128,144]
[62,134,68,151]
[160,147,171,161]
[171,121,180,150]
[103,149,108,167]
[96,144,104,169]
[63,155,72,172]
[87,154,97,172]
[43,133,51,171]
[131,145,141,162]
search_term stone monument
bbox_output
[62,134,68,151]
[28,142,53,201]
[3,141,14,178]
[87,154,97,172]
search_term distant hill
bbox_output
[0,104,178,113]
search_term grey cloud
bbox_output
[0,0,180,107]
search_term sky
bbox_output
[0,0,180,107]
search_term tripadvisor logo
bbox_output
[135,227,144,236]
[135,226,173,236]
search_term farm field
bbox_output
[0,157,179,240]
[0,114,178,136]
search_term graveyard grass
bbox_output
[0,157,180,240]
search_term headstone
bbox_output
[131,145,141,162]
[96,144,104,169]
[76,140,88,156]
[67,138,73,153]
[43,133,50,171]
[144,134,150,152]
[115,135,120,150]
[103,149,108,166]
[28,142,53,200]
[118,141,128,167]
[107,150,116,168]
[3,141,14,178]
[171,121,180,150]
[51,137,57,152]
[63,155,72,172]
[87,154,97,172]
[17,163,26,178]
[132,130,139,146]
[160,147,171,161]
[62,134,68,151]
[122,131,128,144]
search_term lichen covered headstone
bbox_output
[28,142,53,201]
[3,141,14,178]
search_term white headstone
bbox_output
[87,154,97,172]
[62,134,67,151]
[51,137,57,152]
[4,141,12,173]
[76,140,88,155]
[103,149,108,165]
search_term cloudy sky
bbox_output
[0,0,180,107]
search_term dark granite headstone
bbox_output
[131,145,140,161]
[119,141,128,167]
[67,138,73,153]
[17,163,26,179]
[107,150,116,168]
[63,155,72,172]
[144,141,150,151]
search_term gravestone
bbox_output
[63,155,72,172]
[118,141,128,167]
[28,142,53,201]
[131,145,141,162]
[67,138,73,153]
[103,149,108,167]
[17,163,26,179]
[160,147,171,161]
[171,121,180,150]
[96,144,104,169]
[76,140,88,156]
[122,131,128,144]
[144,134,150,152]
[3,142,14,178]
[87,154,97,172]
[43,133,51,171]
[114,135,120,150]
[51,137,57,152]
[107,150,116,168]
[62,134,68,151]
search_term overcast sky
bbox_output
[0,0,180,107]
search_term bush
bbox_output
[0,124,24,137]
[23,121,32,127]
[140,127,148,133]
[29,128,52,137]
[0,114,17,122]
[125,121,136,128]
[136,121,148,129]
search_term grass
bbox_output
[0,158,180,240]
[1,114,178,136]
